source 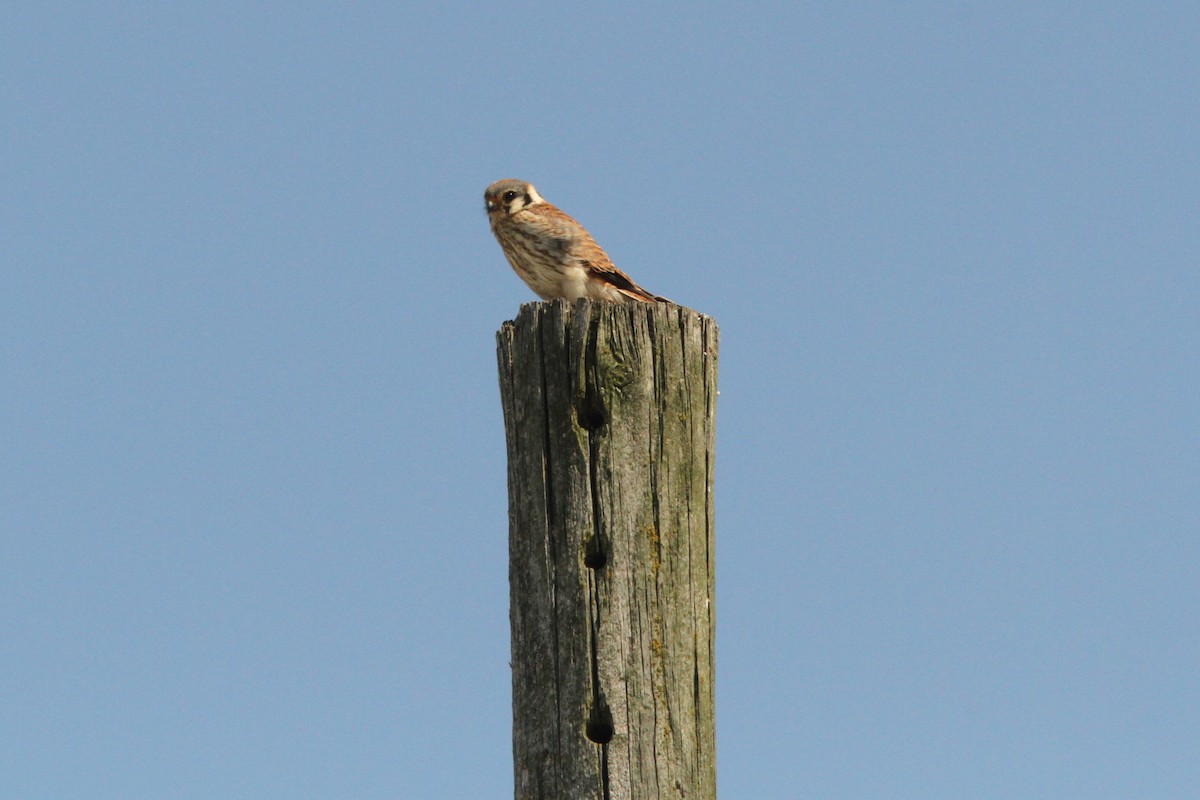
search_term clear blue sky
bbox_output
[3,4,1197,798]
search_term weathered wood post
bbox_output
[496,300,719,800]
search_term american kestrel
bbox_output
[484,179,668,303]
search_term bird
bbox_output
[484,179,668,303]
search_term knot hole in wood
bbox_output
[575,396,608,431]
[585,700,614,744]
[584,535,607,570]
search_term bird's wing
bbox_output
[584,259,668,303]
[533,203,669,303]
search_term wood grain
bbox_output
[497,300,719,799]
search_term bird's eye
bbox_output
[503,191,519,202]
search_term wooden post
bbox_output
[496,300,719,800]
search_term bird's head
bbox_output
[484,179,543,218]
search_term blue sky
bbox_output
[3,3,1197,798]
